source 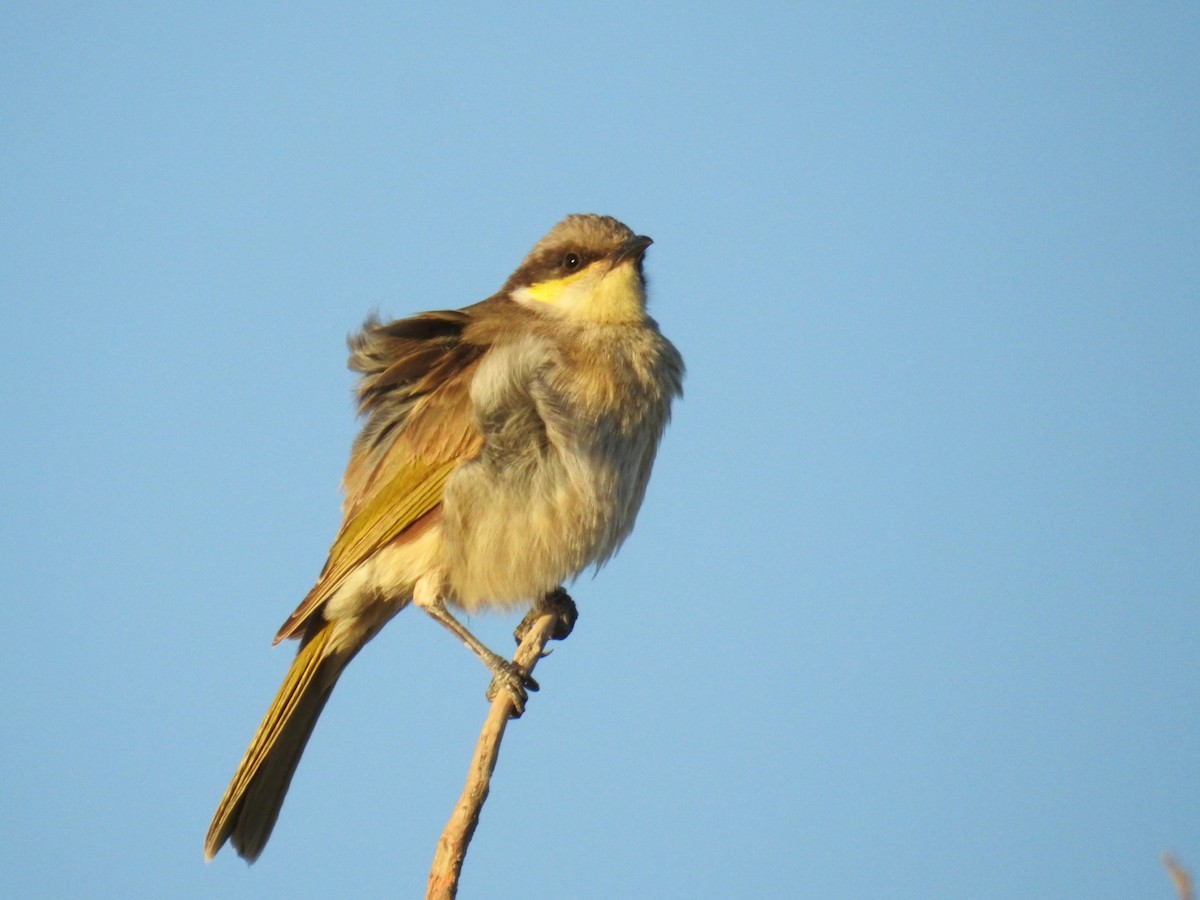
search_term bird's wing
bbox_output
[274,311,488,643]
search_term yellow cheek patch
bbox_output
[524,268,589,303]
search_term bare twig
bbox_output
[1164,853,1195,900]
[425,607,563,899]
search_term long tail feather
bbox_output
[205,622,347,862]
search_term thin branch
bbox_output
[425,608,562,899]
[1164,853,1195,900]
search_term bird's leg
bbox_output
[413,584,538,715]
[513,586,578,645]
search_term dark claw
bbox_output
[485,659,539,717]
[514,587,578,645]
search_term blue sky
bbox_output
[2,3,1197,898]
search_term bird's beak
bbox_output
[612,234,653,265]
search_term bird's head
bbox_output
[505,214,653,325]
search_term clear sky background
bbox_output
[2,4,1196,898]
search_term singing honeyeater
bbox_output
[205,213,684,862]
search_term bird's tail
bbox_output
[204,620,352,862]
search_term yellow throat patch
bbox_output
[522,260,645,324]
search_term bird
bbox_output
[204,213,684,863]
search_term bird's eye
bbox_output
[562,252,582,271]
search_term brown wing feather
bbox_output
[274,310,488,643]
[342,311,487,508]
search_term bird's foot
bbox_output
[485,657,539,717]
[514,587,578,645]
